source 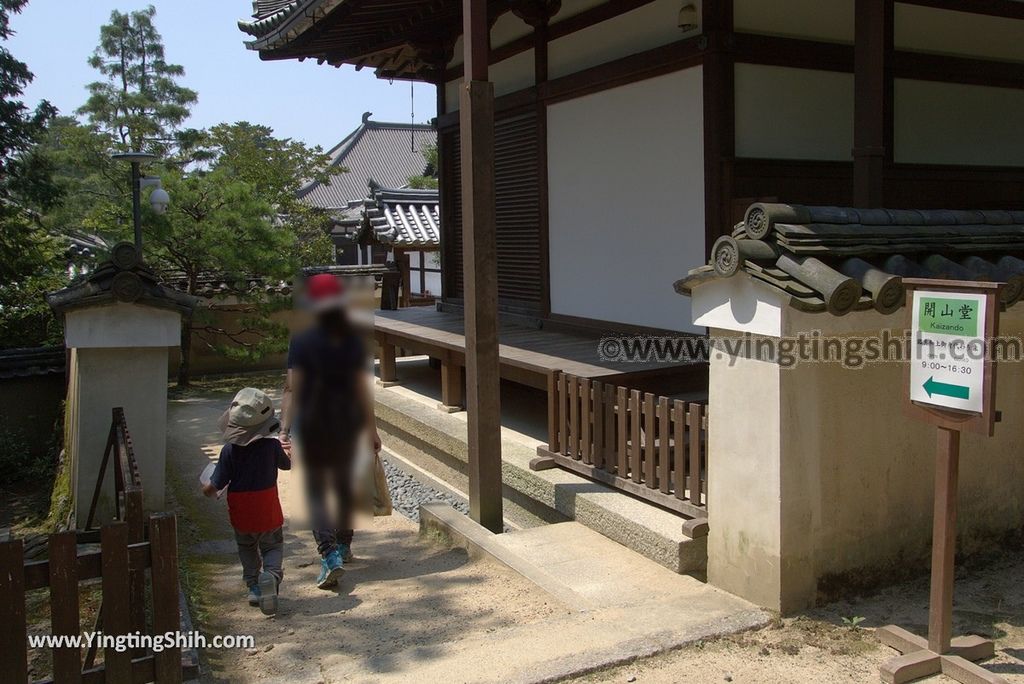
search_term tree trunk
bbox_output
[177,314,192,388]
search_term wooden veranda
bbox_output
[372,306,708,407]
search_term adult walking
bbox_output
[281,273,381,589]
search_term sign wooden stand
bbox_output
[878,280,1006,684]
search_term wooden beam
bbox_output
[703,0,735,254]
[854,0,894,208]
[461,0,504,533]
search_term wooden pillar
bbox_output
[397,250,412,307]
[439,352,464,413]
[702,0,735,257]
[461,0,503,532]
[379,336,397,384]
[853,0,893,208]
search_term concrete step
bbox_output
[376,384,707,575]
[414,503,768,684]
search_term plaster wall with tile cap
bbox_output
[49,245,195,523]
[686,263,1024,614]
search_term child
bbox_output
[202,387,290,615]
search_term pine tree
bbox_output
[78,5,197,153]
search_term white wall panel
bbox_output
[894,79,1024,166]
[548,0,689,79]
[895,4,1024,63]
[735,64,854,161]
[547,68,704,332]
[734,0,854,43]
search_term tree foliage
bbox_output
[0,0,65,347]
[78,4,196,153]
[406,141,438,189]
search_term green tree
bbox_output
[78,5,196,153]
[149,164,295,386]
[203,121,341,266]
[0,0,66,348]
[406,141,438,189]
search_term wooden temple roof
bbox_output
[675,204,1024,316]
[238,0,476,80]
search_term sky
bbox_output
[7,0,438,151]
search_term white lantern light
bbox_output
[150,187,170,215]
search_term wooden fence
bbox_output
[536,371,709,522]
[0,514,193,683]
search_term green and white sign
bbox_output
[910,290,987,413]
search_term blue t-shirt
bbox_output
[211,438,291,533]
[287,325,366,466]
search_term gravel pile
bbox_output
[381,456,469,522]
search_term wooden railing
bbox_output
[0,514,194,683]
[84,407,143,537]
[535,371,709,523]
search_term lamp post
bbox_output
[112,152,169,261]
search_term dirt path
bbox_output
[570,552,1024,684]
[166,392,565,683]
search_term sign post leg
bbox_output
[877,426,1005,684]
[929,426,959,655]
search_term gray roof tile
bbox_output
[676,203,1024,316]
[298,117,436,210]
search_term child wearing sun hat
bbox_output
[202,387,290,615]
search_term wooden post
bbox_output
[702,0,735,254]
[100,522,132,682]
[150,514,183,684]
[461,0,503,533]
[929,426,959,655]
[853,0,892,208]
[398,250,412,308]
[546,371,559,452]
[440,353,463,412]
[0,537,27,683]
[49,531,82,683]
[379,338,397,385]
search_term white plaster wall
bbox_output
[696,274,1024,611]
[65,302,182,349]
[894,79,1024,167]
[424,271,442,296]
[734,0,854,43]
[444,48,534,112]
[735,64,854,161]
[548,0,692,79]
[70,347,169,522]
[547,68,704,332]
[550,0,607,24]
[895,4,1024,63]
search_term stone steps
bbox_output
[376,385,707,574]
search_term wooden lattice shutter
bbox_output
[440,110,542,310]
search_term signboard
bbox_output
[909,290,986,414]
[903,279,1001,436]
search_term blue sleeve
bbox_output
[286,335,301,370]
[273,440,291,471]
[210,446,232,489]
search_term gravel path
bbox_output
[381,455,469,522]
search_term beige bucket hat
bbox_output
[218,387,281,446]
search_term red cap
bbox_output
[306,273,344,302]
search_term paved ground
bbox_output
[167,386,764,683]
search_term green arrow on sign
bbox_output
[923,376,970,400]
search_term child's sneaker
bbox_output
[247,583,261,607]
[341,544,353,563]
[258,570,278,615]
[316,548,344,589]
